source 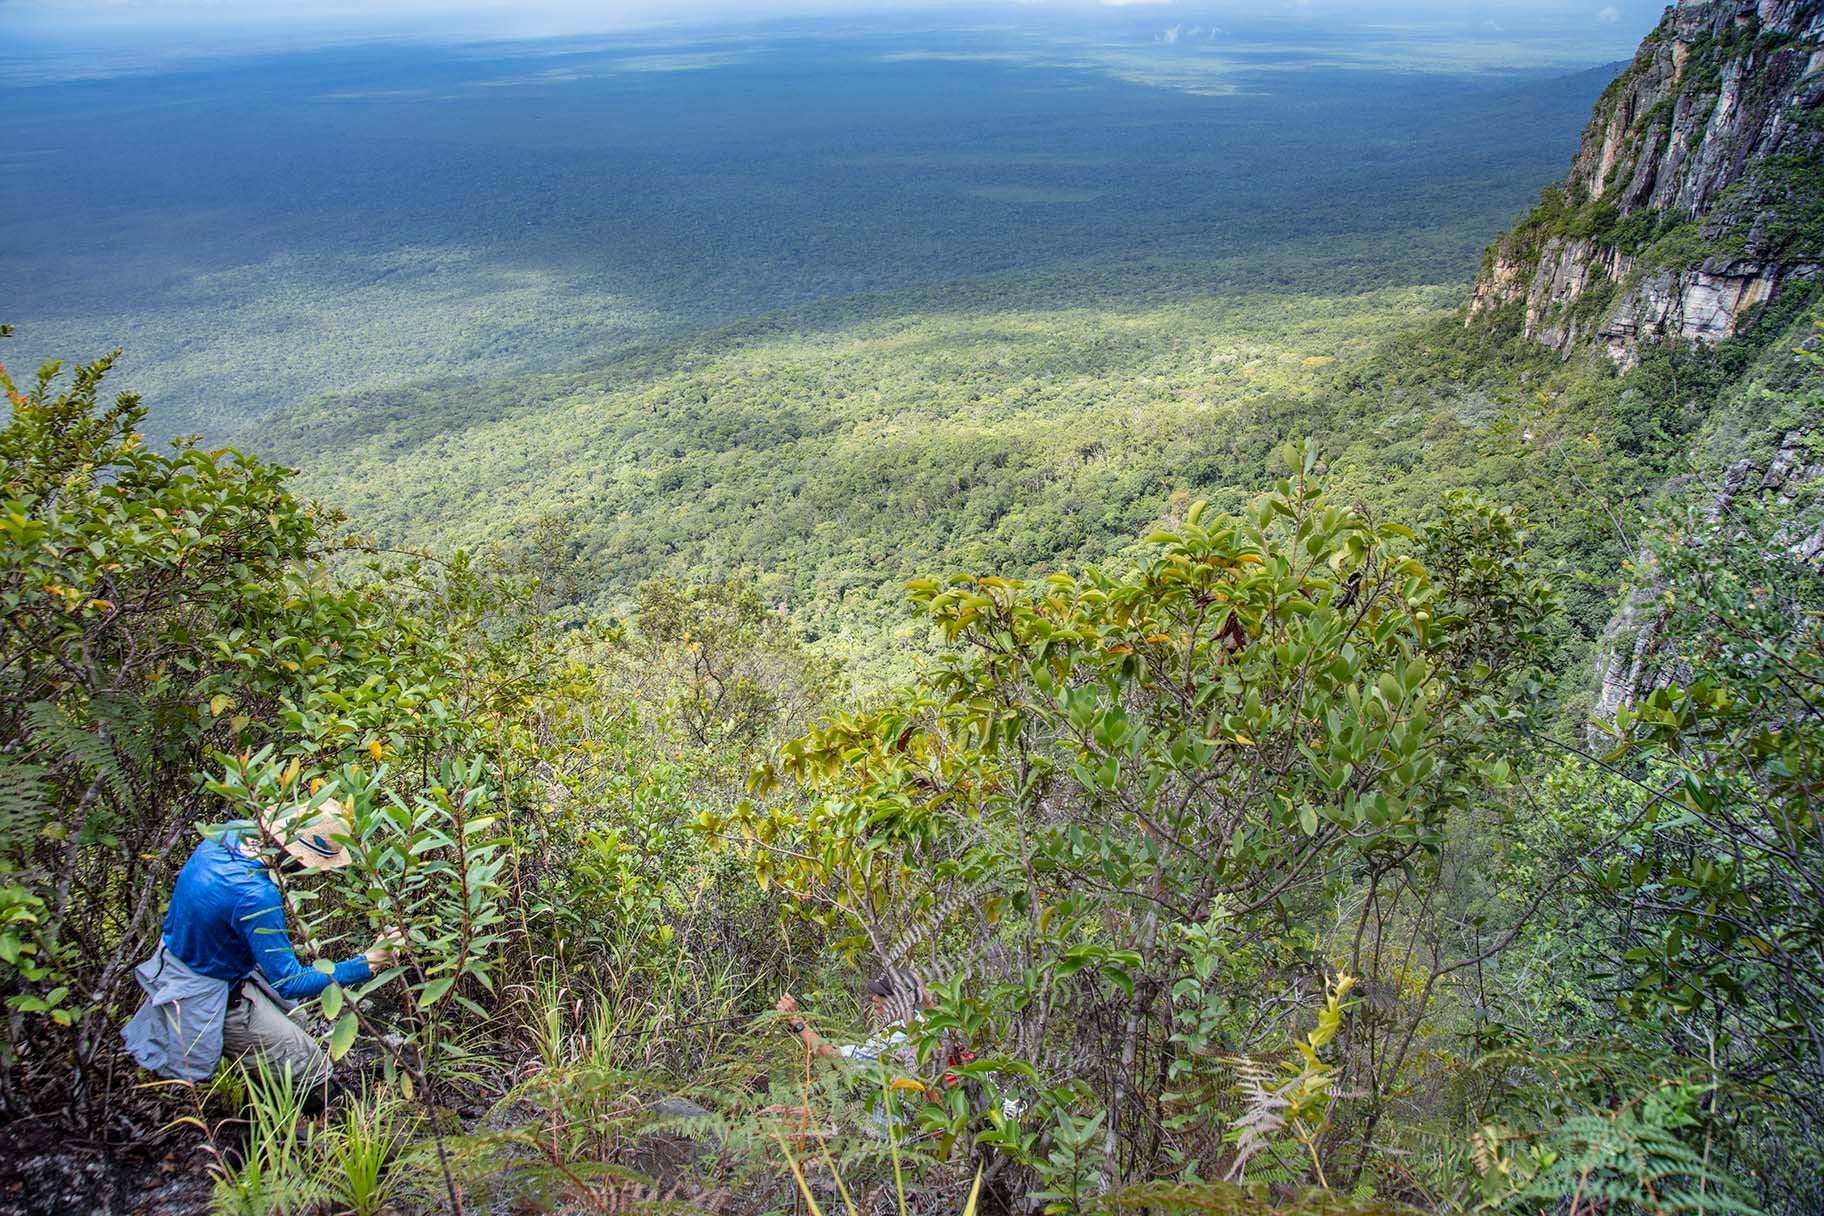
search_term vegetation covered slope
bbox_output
[259,226,1820,710]
[5,324,1819,1211]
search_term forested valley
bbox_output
[2,2,1822,1214]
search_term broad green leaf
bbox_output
[417,976,456,1009]
[328,1010,358,1061]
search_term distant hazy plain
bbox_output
[0,11,1629,438]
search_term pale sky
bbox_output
[0,0,1670,84]
[1,0,1672,36]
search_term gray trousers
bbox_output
[221,981,332,1096]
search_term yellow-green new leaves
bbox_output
[1294,971,1355,1074]
[724,459,1550,1190]
[1221,970,1358,1186]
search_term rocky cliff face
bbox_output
[1469,0,1823,367]
[1588,427,1822,741]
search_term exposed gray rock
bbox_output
[1573,0,1823,218]
[1531,239,1634,351]
[1589,581,1679,745]
[1601,260,1820,368]
[1589,430,1823,743]
[1469,0,1822,364]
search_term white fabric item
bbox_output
[838,1022,917,1136]
[120,943,232,1082]
[836,1023,912,1069]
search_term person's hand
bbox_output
[774,993,799,1014]
[366,927,405,968]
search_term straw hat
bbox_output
[261,799,354,871]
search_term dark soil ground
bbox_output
[0,1118,215,1216]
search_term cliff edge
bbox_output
[1469,0,1823,367]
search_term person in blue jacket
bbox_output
[122,800,400,1111]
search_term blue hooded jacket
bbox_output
[161,824,371,1001]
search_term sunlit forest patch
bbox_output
[256,264,1464,679]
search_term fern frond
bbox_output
[1514,1110,1762,1215]
[89,690,151,770]
[25,699,136,812]
[875,879,987,970]
[0,754,50,841]
[1222,1056,1290,1184]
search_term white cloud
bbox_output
[1597,5,1620,22]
